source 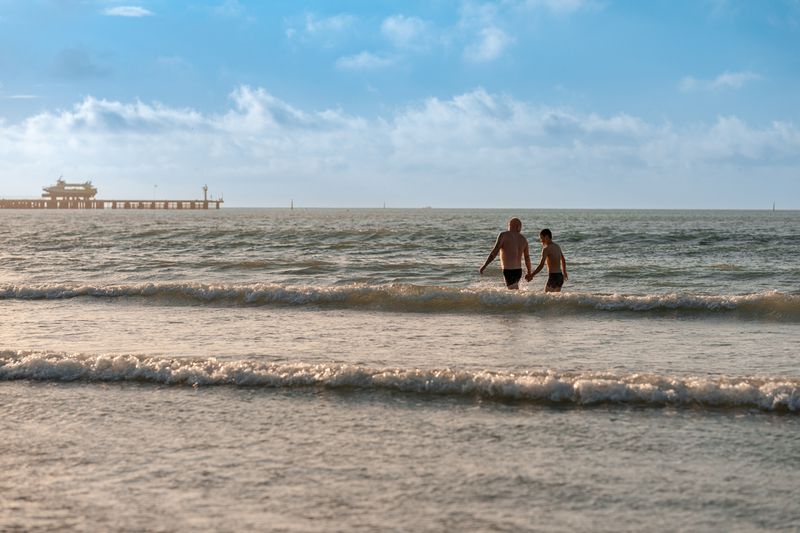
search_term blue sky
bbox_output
[1,0,798,207]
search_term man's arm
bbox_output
[526,248,546,281]
[524,242,532,277]
[479,234,502,274]
[561,252,568,281]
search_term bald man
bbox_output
[479,217,533,290]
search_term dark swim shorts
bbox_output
[547,272,564,290]
[503,268,523,287]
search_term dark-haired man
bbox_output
[526,228,568,292]
[479,217,532,290]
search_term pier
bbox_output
[0,199,223,209]
[0,180,223,210]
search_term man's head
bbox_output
[508,217,522,232]
[539,228,552,244]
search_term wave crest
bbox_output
[1,351,797,412]
[0,282,798,320]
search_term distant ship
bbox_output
[42,178,98,200]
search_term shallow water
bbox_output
[3,382,799,531]
[1,208,798,530]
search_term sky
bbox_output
[0,0,798,208]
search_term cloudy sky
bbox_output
[1,0,798,208]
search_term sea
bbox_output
[1,208,798,532]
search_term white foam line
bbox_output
[1,351,798,411]
[0,282,797,316]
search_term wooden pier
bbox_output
[0,198,223,210]
[0,181,223,210]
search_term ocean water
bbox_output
[1,208,798,531]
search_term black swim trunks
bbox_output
[547,272,564,290]
[503,268,523,287]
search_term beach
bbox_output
[1,208,799,531]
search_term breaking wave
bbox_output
[1,282,798,320]
[1,351,797,412]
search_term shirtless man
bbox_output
[526,228,568,292]
[479,217,532,290]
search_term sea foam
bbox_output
[1,351,797,412]
[0,282,798,320]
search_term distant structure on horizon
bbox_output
[42,178,98,201]
[0,179,224,210]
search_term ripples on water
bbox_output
[1,208,798,293]
[2,208,799,531]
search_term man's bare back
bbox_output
[479,218,532,290]
[497,230,528,269]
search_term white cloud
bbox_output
[464,26,513,62]
[103,6,153,17]
[285,12,356,48]
[453,0,596,66]
[303,12,355,35]
[336,52,394,70]
[680,71,762,92]
[457,3,514,62]
[381,15,431,50]
[521,0,594,14]
[0,87,797,207]
[459,2,500,27]
[210,0,257,23]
